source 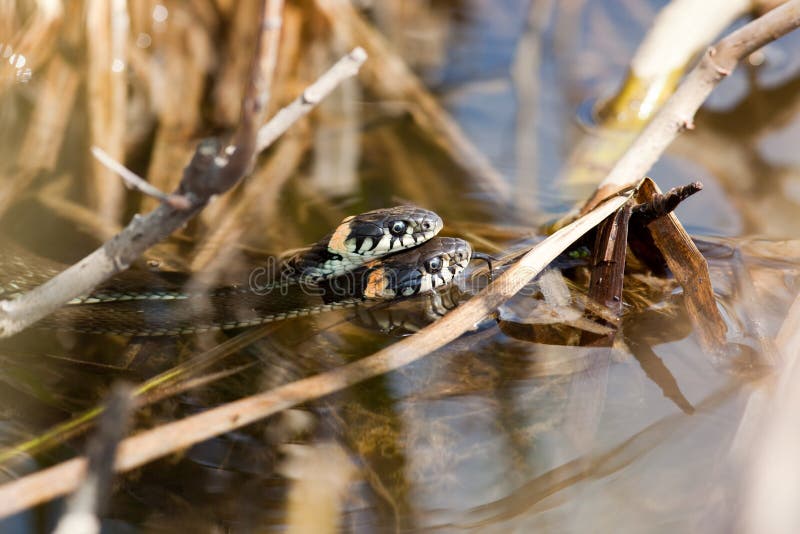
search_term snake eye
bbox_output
[425,256,443,273]
[389,220,407,236]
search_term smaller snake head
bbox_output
[361,237,473,299]
[328,205,444,259]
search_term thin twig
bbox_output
[91,146,190,209]
[0,190,632,517]
[581,0,800,213]
[256,47,367,152]
[0,47,366,338]
[629,181,703,224]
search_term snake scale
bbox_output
[0,206,475,336]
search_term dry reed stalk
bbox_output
[85,0,129,222]
[199,15,304,244]
[0,54,78,217]
[0,321,283,466]
[36,176,123,241]
[757,0,793,11]
[0,0,63,91]
[142,3,215,211]
[0,1,14,43]
[301,1,360,197]
[18,55,79,171]
[313,0,512,203]
[213,0,237,17]
[560,0,755,197]
[268,3,304,112]
[370,0,449,73]
[511,0,553,214]
[308,42,361,196]
[126,0,155,36]
[629,0,751,81]
[369,128,447,209]
[199,0,286,226]
[148,2,214,134]
[211,0,263,126]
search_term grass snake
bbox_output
[0,206,474,336]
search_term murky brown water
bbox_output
[1,1,800,532]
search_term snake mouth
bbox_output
[358,237,472,299]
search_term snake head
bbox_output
[285,206,444,282]
[328,205,444,258]
[361,237,472,299]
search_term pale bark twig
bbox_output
[255,48,366,152]
[91,146,190,209]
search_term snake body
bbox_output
[1,206,473,335]
[41,236,472,336]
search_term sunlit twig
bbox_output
[91,146,190,210]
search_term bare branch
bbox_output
[91,146,190,209]
[256,47,367,152]
[629,181,703,224]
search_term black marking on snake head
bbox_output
[348,221,386,241]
